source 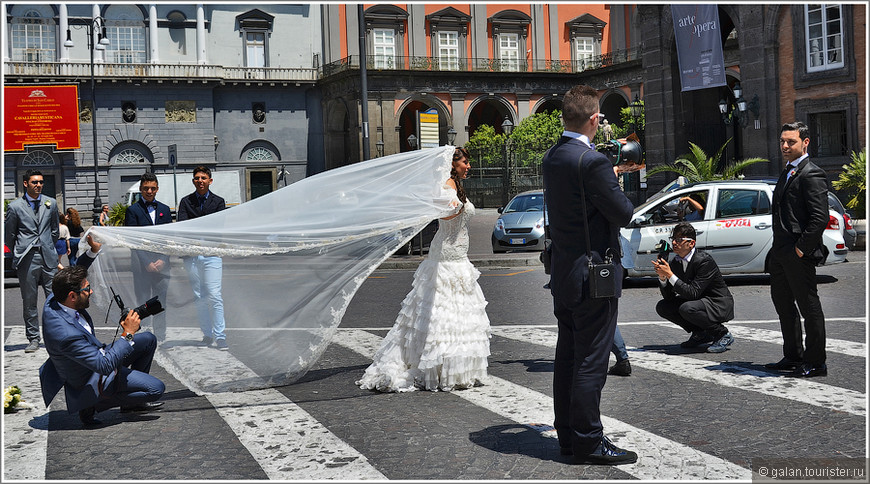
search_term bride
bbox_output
[356,147,491,392]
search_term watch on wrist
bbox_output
[124,332,134,342]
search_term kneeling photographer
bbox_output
[39,260,166,427]
[653,222,736,353]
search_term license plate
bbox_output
[509,238,526,245]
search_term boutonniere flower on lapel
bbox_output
[789,169,797,178]
[159,213,164,217]
[44,200,51,208]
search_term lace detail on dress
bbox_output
[428,198,475,262]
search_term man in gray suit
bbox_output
[5,169,59,353]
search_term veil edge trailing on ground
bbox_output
[81,146,458,394]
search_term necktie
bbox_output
[31,199,40,212]
[198,196,206,211]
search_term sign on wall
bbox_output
[4,85,81,151]
[419,109,440,149]
[671,5,727,91]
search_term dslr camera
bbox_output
[654,239,672,261]
[110,287,164,322]
[596,137,643,166]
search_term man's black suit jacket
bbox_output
[771,157,828,255]
[661,250,735,323]
[542,137,634,306]
[177,191,226,220]
[123,198,172,270]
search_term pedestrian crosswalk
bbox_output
[3,318,866,480]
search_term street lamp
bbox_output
[65,16,110,223]
[447,126,457,146]
[501,115,514,206]
[407,133,418,150]
[718,82,761,163]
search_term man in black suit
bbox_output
[765,121,830,378]
[542,84,636,465]
[177,166,229,350]
[124,173,172,342]
[653,222,735,353]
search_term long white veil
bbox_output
[82,146,457,394]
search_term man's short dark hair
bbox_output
[672,222,697,241]
[561,85,599,128]
[781,121,809,141]
[52,266,88,301]
[140,172,158,186]
[23,169,43,182]
[192,165,212,179]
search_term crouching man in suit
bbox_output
[39,239,165,427]
[653,222,736,353]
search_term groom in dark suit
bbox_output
[542,84,636,465]
[39,238,165,427]
[765,121,830,378]
[124,173,172,341]
[653,222,735,353]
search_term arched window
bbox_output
[245,147,275,161]
[11,9,57,62]
[105,5,146,63]
[114,148,147,164]
[22,150,55,166]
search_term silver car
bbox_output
[620,180,847,277]
[492,190,547,253]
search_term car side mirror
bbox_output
[497,207,504,214]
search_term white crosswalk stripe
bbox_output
[719,323,866,358]
[491,326,866,417]
[331,328,752,480]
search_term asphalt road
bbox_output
[3,248,866,480]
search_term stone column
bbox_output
[59,4,70,62]
[196,4,206,65]
[149,4,159,63]
[93,4,104,63]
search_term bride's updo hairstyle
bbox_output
[451,147,469,203]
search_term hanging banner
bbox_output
[4,85,81,151]
[671,5,726,92]
[419,109,440,149]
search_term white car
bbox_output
[620,180,847,277]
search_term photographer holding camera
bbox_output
[39,254,165,427]
[653,222,735,353]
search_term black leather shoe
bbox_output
[608,359,632,376]
[79,407,102,426]
[764,358,801,371]
[790,363,827,378]
[120,401,165,413]
[573,436,638,465]
[560,447,573,456]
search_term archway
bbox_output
[466,96,515,138]
[325,99,352,169]
[396,96,451,152]
[600,91,629,130]
[533,97,562,115]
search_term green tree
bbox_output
[465,124,505,167]
[645,138,768,183]
[832,148,866,215]
[107,202,128,226]
[508,110,563,166]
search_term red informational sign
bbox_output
[4,85,81,151]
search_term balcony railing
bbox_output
[3,61,319,82]
[322,46,642,77]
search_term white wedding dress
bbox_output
[356,191,491,392]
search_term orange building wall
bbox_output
[554,4,610,61]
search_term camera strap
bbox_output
[577,150,612,263]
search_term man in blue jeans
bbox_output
[177,166,228,350]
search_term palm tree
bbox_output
[645,138,768,183]
[831,148,866,214]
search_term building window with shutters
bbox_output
[489,10,530,72]
[567,14,606,72]
[805,4,844,72]
[810,112,847,157]
[237,9,274,69]
[373,28,396,69]
[105,5,147,64]
[426,7,469,71]
[365,5,407,70]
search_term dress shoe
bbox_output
[120,401,165,413]
[680,331,713,348]
[608,359,632,376]
[790,363,827,378]
[216,338,228,350]
[79,407,102,426]
[573,436,638,465]
[764,358,801,371]
[24,340,39,353]
[560,447,573,456]
[200,336,214,347]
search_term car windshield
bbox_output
[504,194,544,213]
[827,192,845,214]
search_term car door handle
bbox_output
[755,223,771,230]
[695,230,704,235]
